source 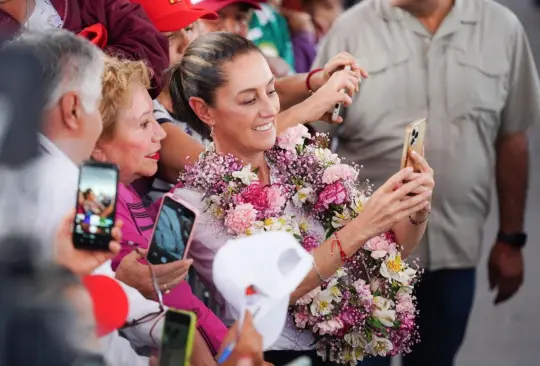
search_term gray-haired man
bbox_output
[5,29,163,366]
[312,0,540,365]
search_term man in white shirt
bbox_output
[6,29,165,366]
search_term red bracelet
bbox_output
[331,232,348,262]
[305,68,323,94]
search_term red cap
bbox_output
[193,0,262,12]
[77,24,108,49]
[82,275,129,338]
[132,0,219,33]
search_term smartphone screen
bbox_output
[160,311,195,366]
[147,195,196,265]
[73,162,118,250]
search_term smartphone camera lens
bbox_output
[411,128,419,145]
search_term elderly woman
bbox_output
[170,32,434,365]
[91,56,227,359]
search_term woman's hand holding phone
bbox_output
[403,150,434,217]
[115,249,192,299]
[351,167,433,240]
[300,68,360,124]
[54,208,123,277]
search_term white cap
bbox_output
[212,231,313,349]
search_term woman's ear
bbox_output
[91,145,107,162]
[189,96,214,129]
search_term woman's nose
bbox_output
[153,122,167,142]
[260,96,279,118]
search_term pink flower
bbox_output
[277,125,311,151]
[314,317,344,336]
[294,310,309,329]
[353,279,373,301]
[266,185,286,211]
[364,236,396,259]
[224,203,257,235]
[315,182,348,210]
[236,181,268,213]
[296,286,321,305]
[322,164,357,184]
[396,293,415,314]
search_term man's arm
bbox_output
[496,133,529,233]
[496,20,540,232]
[101,0,169,99]
[488,18,540,304]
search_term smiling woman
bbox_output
[93,57,167,185]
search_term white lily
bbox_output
[380,251,417,284]
[367,336,394,357]
[232,165,258,185]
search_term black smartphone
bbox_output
[159,310,197,366]
[147,194,198,265]
[72,161,119,251]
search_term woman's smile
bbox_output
[253,122,274,132]
[146,151,161,160]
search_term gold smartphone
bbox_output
[400,118,427,172]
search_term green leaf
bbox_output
[252,167,260,174]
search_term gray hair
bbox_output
[5,29,104,113]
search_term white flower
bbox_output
[367,336,394,357]
[310,290,334,316]
[232,165,258,185]
[326,278,343,302]
[344,332,368,349]
[380,252,417,284]
[313,147,340,166]
[331,209,353,229]
[372,296,396,327]
[292,186,314,207]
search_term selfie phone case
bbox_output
[160,309,197,366]
[147,193,200,263]
[400,118,427,171]
[331,65,352,122]
[72,161,119,251]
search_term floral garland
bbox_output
[180,125,421,365]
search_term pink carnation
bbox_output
[364,235,396,259]
[396,293,415,314]
[315,182,348,210]
[322,164,356,184]
[294,310,309,329]
[266,185,287,211]
[314,317,344,336]
[277,125,311,151]
[236,181,268,212]
[224,203,257,235]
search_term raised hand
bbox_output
[115,249,193,300]
[355,167,433,239]
[54,208,122,277]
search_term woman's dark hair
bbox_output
[168,32,261,141]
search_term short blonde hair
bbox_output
[100,56,152,139]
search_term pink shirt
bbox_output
[112,184,227,354]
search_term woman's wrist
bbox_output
[339,215,372,255]
[410,210,430,224]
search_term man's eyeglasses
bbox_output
[122,241,165,328]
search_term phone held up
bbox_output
[331,65,352,122]
[400,118,427,172]
[159,310,197,366]
[147,193,199,265]
[72,161,119,251]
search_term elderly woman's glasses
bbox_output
[122,241,165,327]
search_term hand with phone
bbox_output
[115,249,192,300]
[55,208,123,277]
[299,67,360,124]
[352,167,433,242]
